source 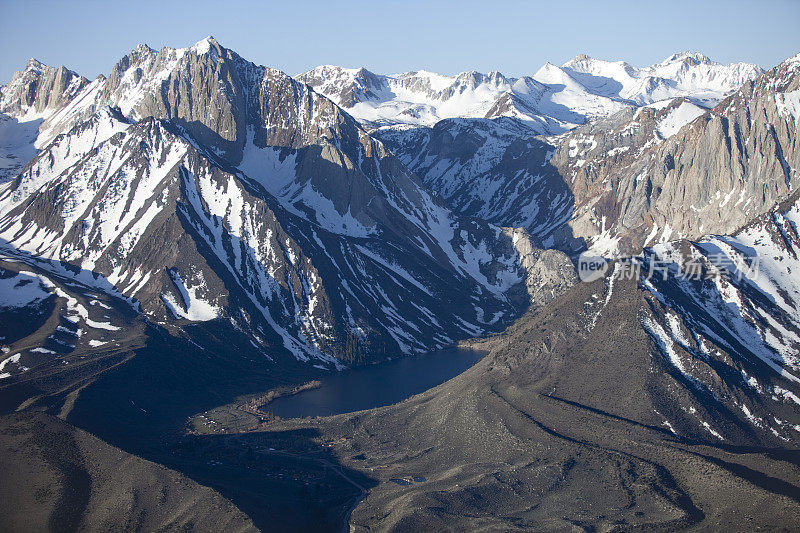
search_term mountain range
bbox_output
[1,36,799,531]
[299,51,762,131]
[0,37,577,375]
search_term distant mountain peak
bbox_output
[132,43,155,55]
[24,58,45,71]
[567,53,592,64]
[661,50,714,65]
[190,35,221,54]
[562,54,634,71]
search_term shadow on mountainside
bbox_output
[0,237,374,531]
[167,428,378,532]
[64,323,376,532]
[373,117,586,256]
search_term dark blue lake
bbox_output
[266,348,485,418]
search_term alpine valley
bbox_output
[1,37,799,532]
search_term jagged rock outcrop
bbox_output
[297,65,386,108]
[0,59,88,118]
[502,227,576,310]
[0,60,90,181]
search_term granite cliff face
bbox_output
[0,59,88,118]
[557,53,800,256]
[0,60,89,181]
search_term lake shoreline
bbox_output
[264,347,486,419]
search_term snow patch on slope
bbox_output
[656,100,706,138]
[162,270,220,321]
[0,271,52,308]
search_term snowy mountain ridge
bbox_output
[559,50,800,258]
[562,50,763,106]
[298,51,763,131]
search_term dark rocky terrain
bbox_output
[0,411,256,532]
[265,263,800,531]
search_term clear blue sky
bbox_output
[1,0,798,83]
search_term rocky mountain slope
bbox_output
[271,195,800,530]
[376,118,576,246]
[0,411,256,532]
[0,37,576,378]
[558,52,800,256]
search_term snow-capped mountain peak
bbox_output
[298,51,761,133]
[558,50,763,107]
[23,58,46,72]
[132,43,155,55]
[560,54,638,81]
[190,35,218,51]
[532,61,586,89]
[660,50,714,66]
